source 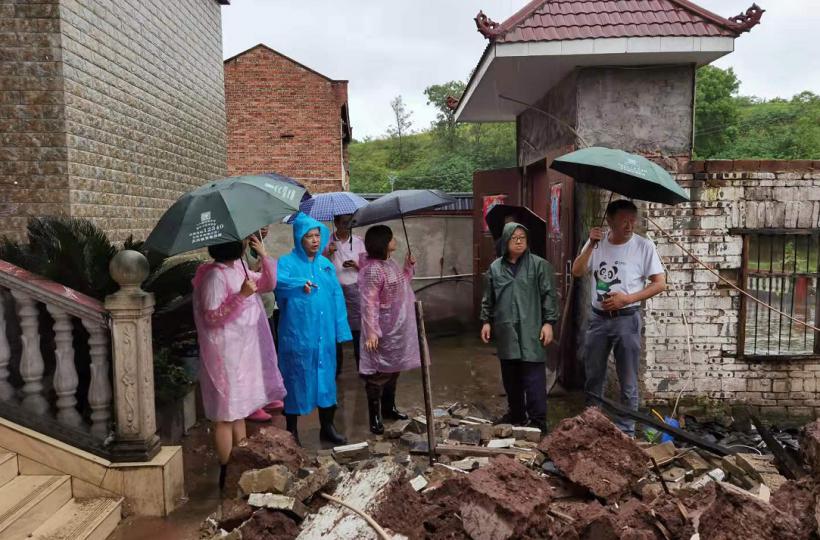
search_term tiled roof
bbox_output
[480,0,761,43]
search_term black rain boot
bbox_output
[285,413,301,446]
[218,463,227,491]
[318,406,347,445]
[368,397,384,435]
[381,380,408,421]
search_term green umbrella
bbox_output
[144,174,305,256]
[549,147,689,205]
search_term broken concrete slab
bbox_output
[370,442,392,457]
[238,464,293,497]
[399,432,422,448]
[698,482,804,540]
[448,426,481,446]
[512,426,542,442]
[225,427,307,495]
[486,438,515,449]
[248,493,308,520]
[801,419,820,480]
[451,457,490,471]
[297,462,422,539]
[736,453,780,478]
[288,463,342,503]
[539,407,649,501]
[478,424,494,442]
[384,419,411,439]
[721,455,757,490]
[331,442,369,465]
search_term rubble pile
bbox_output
[204,408,820,540]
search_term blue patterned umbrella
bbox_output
[293,191,369,222]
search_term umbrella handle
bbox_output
[401,215,412,258]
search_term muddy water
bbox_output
[111,334,584,539]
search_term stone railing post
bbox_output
[105,250,160,461]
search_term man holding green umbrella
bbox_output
[571,199,666,437]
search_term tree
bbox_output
[694,66,740,158]
[424,81,466,149]
[387,95,413,166]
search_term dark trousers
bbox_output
[499,359,547,424]
[363,372,400,400]
[336,330,361,376]
[270,309,280,349]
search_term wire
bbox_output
[647,216,820,333]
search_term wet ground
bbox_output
[111,334,585,540]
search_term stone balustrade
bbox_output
[0,250,159,461]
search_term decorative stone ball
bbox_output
[110,250,150,290]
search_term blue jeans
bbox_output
[583,311,642,435]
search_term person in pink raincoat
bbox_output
[358,225,421,434]
[192,235,287,490]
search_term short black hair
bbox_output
[364,225,393,260]
[207,241,244,262]
[605,199,638,217]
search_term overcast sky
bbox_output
[222,1,820,140]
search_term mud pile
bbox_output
[205,407,820,540]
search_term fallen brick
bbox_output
[478,424,494,442]
[539,407,648,501]
[678,451,712,474]
[248,493,308,520]
[644,441,677,463]
[512,426,542,442]
[494,423,513,438]
[216,499,254,532]
[331,441,369,465]
[451,457,490,471]
[410,475,428,491]
[225,427,306,496]
[720,455,757,490]
[238,464,293,497]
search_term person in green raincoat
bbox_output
[480,222,559,433]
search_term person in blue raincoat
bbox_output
[276,212,352,445]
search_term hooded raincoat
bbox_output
[275,213,352,415]
[480,222,559,362]
[192,257,287,422]
[357,255,421,375]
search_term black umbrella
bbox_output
[485,204,546,258]
[350,189,456,255]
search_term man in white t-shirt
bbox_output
[571,199,666,436]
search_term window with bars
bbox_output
[740,232,820,358]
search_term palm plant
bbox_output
[0,217,202,349]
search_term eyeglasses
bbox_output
[510,236,527,243]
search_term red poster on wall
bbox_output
[549,184,561,234]
[482,194,507,232]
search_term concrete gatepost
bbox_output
[105,250,161,462]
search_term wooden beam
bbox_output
[749,414,806,480]
[587,393,732,456]
[430,444,528,458]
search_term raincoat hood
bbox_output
[500,222,529,258]
[291,212,330,261]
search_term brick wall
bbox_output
[640,160,820,418]
[224,45,349,194]
[0,1,69,242]
[58,0,227,242]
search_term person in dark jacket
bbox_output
[480,222,559,433]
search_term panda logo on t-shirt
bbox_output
[594,261,621,303]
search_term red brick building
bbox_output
[224,44,351,193]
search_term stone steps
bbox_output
[0,452,121,540]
